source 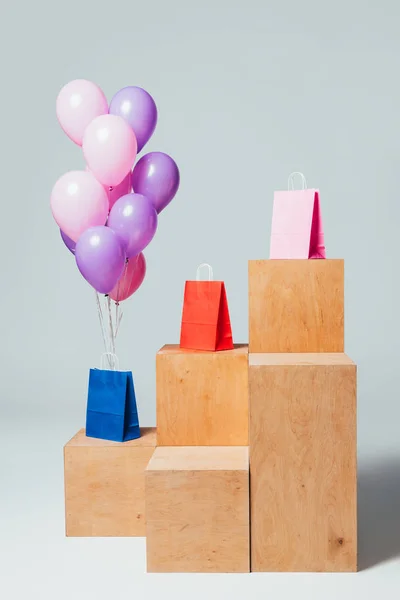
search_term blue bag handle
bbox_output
[100,352,120,371]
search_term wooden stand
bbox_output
[63,252,358,576]
[249,353,357,572]
[145,446,250,572]
[248,259,344,353]
[156,344,248,446]
[64,428,156,537]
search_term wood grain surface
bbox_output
[249,354,357,572]
[64,428,156,537]
[146,446,250,572]
[156,345,248,446]
[248,259,344,353]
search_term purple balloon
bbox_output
[131,152,180,214]
[107,193,158,258]
[109,86,157,153]
[75,226,126,294]
[60,229,76,254]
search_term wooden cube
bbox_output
[249,353,357,572]
[64,427,156,537]
[248,259,344,353]
[156,344,248,446]
[145,446,250,572]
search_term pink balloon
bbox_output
[50,171,109,242]
[56,80,108,146]
[109,253,146,302]
[107,171,132,211]
[85,166,132,211]
[82,115,137,187]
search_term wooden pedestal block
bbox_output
[156,344,248,446]
[64,427,156,537]
[249,353,357,572]
[146,446,250,572]
[248,259,344,353]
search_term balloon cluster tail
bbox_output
[115,300,124,338]
[107,296,116,359]
[95,291,108,358]
[95,291,119,370]
[114,260,128,337]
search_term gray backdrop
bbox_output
[1,0,399,597]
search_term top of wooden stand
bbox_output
[158,344,248,356]
[249,353,355,366]
[147,446,249,471]
[65,427,157,448]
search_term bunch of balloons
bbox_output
[51,80,180,303]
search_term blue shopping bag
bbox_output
[85,359,140,442]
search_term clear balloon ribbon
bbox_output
[114,260,129,337]
[95,291,123,370]
[95,291,110,366]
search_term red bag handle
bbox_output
[196,263,214,281]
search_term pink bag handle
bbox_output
[288,172,308,190]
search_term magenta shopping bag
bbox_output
[269,172,326,259]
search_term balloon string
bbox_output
[114,260,128,339]
[107,186,113,214]
[95,291,111,368]
[96,291,106,353]
[107,296,116,369]
[115,311,124,337]
[115,263,123,329]
[104,294,113,368]
[96,259,130,369]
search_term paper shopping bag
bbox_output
[269,172,326,259]
[180,263,234,352]
[86,368,140,442]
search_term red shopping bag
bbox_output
[269,172,326,259]
[179,264,234,352]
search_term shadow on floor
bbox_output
[358,456,400,570]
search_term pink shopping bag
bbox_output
[269,172,326,259]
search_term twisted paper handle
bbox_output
[196,263,214,281]
[288,172,308,190]
[100,352,120,371]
